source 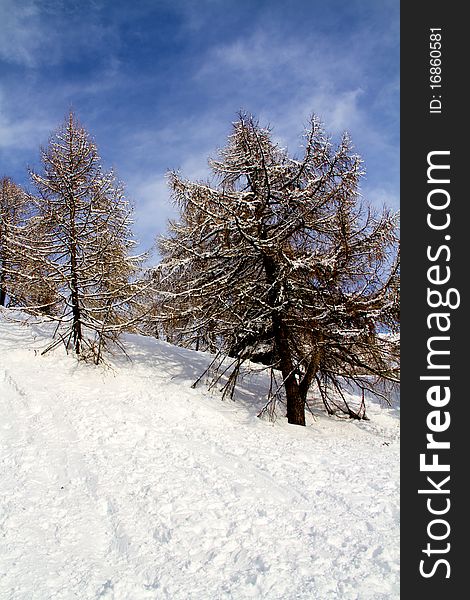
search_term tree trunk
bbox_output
[263,255,305,426]
[273,312,306,426]
[299,343,322,403]
[67,123,82,357]
[0,270,6,307]
[286,386,306,426]
[70,254,82,355]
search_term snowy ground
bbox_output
[0,310,399,600]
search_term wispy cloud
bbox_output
[0,0,43,67]
[0,0,114,68]
[194,26,392,141]
[0,104,49,150]
[1,1,399,250]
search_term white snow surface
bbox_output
[0,309,399,599]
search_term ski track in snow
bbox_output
[0,312,399,599]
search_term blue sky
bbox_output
[1,0,399,253]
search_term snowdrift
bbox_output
[0,309,399,599]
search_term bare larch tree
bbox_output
[30,112,145,362]
[0,177,41,307]
[157,113,399,425]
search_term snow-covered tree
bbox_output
[30,112,145,362]
[0,177,41,307]
[156,114,399,426]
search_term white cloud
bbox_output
[129,149,216,245]
[194,28,373,147]
[0,0,42,66]
[128,175,173,249]
[0,2,399,248]
[0,92,53,150]
[0,0,118,69]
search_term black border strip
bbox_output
[401,2,465,595]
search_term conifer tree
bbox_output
[30,112,145,361]
[157,114,399,425]
[0,177,37,307]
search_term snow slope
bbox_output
[0,310,399,600]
